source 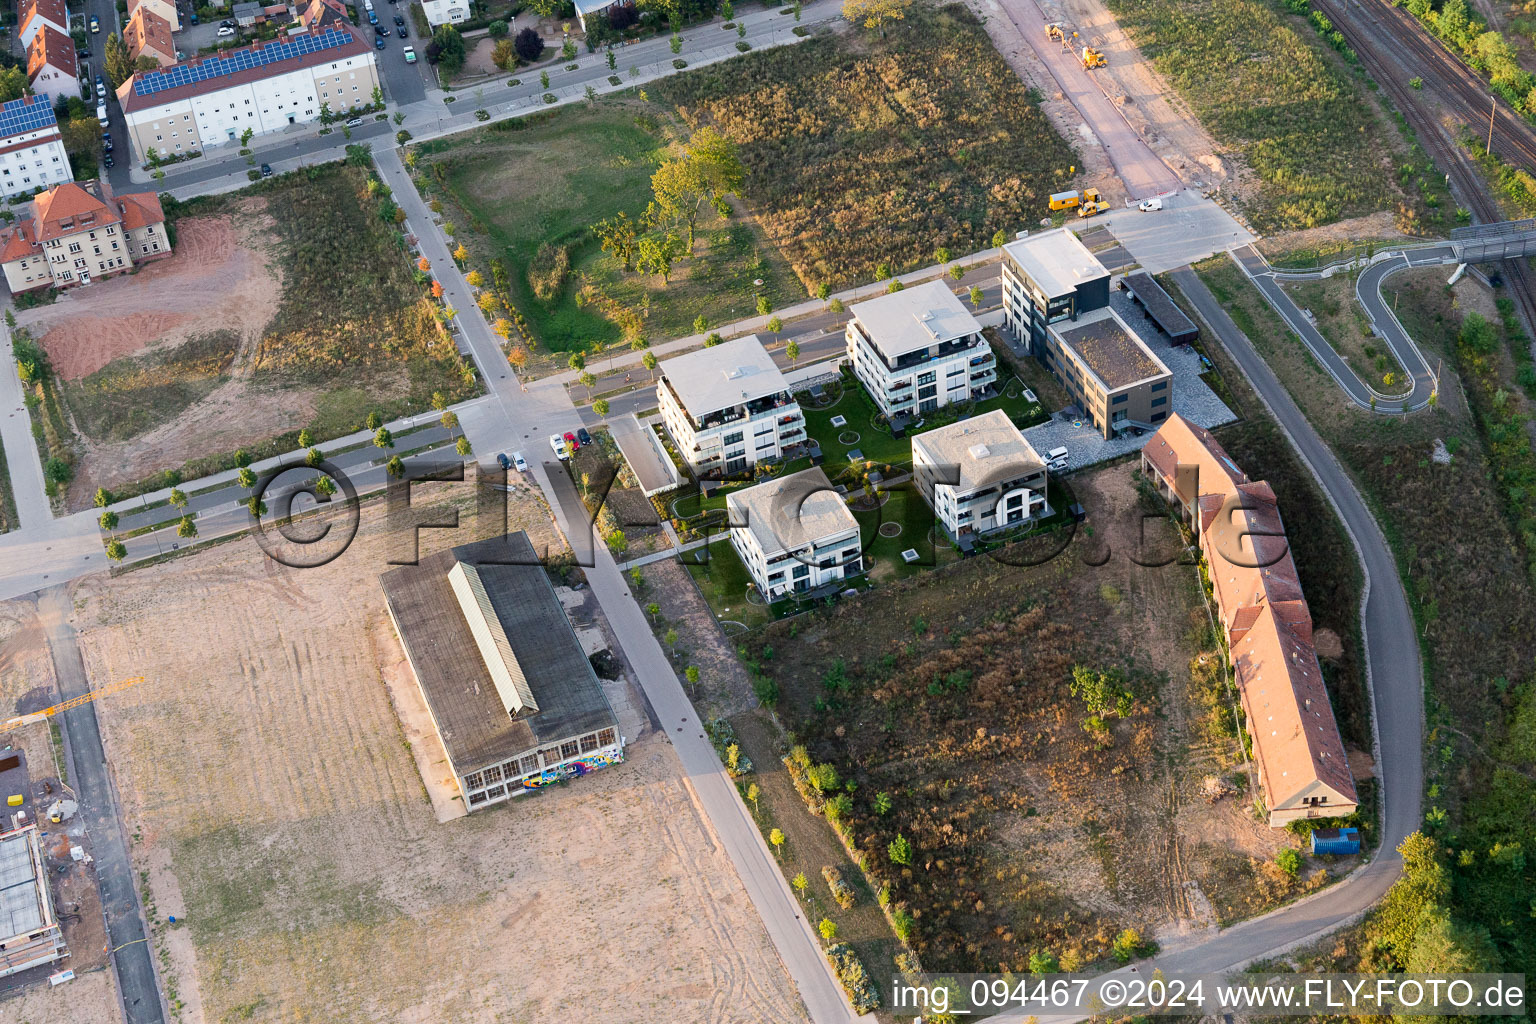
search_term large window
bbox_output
[597,728,617,747]
[580,733,601,753]
[561,739,580,760]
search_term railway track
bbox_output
[1316,0,1536,335]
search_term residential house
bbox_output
[1041,306,1173,438]
[726,467,862,600]
[1000,227,1112,354]
[911,409,1049,542]
[125,6,178,68]
[232,1,265,25]
[574,0,630,31]
[296,0,350,28]
[845,279,995,420]
[421,0,469,27]
[656,334,806,477]
[381,533,626,814]
[25,25,80,110]
[0,95,75,197]
[115,24,380,164]
[1141,413,1358,826]
[127,0,181,33]
[0,179,171,293]
[17,0,69,49]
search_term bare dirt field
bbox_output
[51,493,805,1024]
[0,967,120,1024]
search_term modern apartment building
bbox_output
[845,279,995,420]
[911,409,1049,542]
[381,533,625,814]
[727,467,862,601]
[1041,306,1173,438]
[1000,228,1112,354]
[0,96,74,197]
[1141,414,1359,827]
[115,25,379,165]
[656,334,806,477]
[0,179,170,293]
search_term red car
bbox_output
[563,431,580,451]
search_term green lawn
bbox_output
[684,536,775,628]
[800,386,912,476]
[415,101,799,356]
[852,484,951,582]
[0,437,15,534]
[970,374,1048,427]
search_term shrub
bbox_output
[888,833,913,866]
[514,25,545,61]
[825,943,880,1013]
[1277,847,1302,877]
[527,241,571,300]
[822,865,857,908]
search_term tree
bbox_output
[935,245,951,263]
[873,790,892,815]
[887,279,904,293]
[496,319,516,342]
[969,284,984,308]
[177,515,198,539]
[246,496,267,518]
[992,228,1009,250]
[636,231,684,284]
[240,127,254,148]
[568,352,586,372]
[299,428,315,447]
[374,427,395,449]
[608,49,617,72]
[593,398,611,417]
[169,488,188,509]
[664,627,679,650]
[827,298,845,314]
[508,346,528,370]
[1276,847,1302,877]
[769,828,785,856]
[105,539,127,562]
[540,69,550,89]
[594,212,642,271]
[94,487,113,508]
[456,436,473,457]
[815,282,830,301]
[888,833,913,866]
[1029,949,1058,975]
[747,782,760,813]
[453,243,470,264]
[314,475,337,497]
[642,351,659,380]
[1112,928,1145,963]
[670,31,682,54]
[684,665,700,690]
[441,410,459,431]
[305,446,324,467]
[0,66,27,103]
[704,332,724,348]
[1070,665,1133,718]
[646,601,661,621]
[237,467,257,489]
[818,918,837,942]
[515,26,545,62]
[693,314,708,335]
[104,33,134,88]
[386,456,405,478]
[492,39,516,71]
[756,294,771,316]
[488,18,509,37]
[476,291,497,314]
[366,411,383,430]
[99,510,119,532]
[949,263,965,282]
[579,370,596,399]
[766,314,783,338]
[785,340,800,366]
[432,25,468,77]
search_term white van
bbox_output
[1138,197,1163,212]
[96,102,108,127]
[1046,446,1069,469]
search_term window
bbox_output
[1152,411,1167,422]
[560,739,580,759]
[465,771,484,790]
[723,430,744,446]
[580,733,600,753]
[1151,380,1167,392]
[1111,394,1127,405]
[597,728,616,747]
[482,764,501,784]
[486,785,505,799]
[1150,396,1167,408]
[540,746,563,766]
[519,754,539,775]
[468,790,487,804]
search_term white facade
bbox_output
[421,0,469,26]
[845,279,996,419]
[656,335,807,477]
[726,469,862,600]
[0,131,72,194]
[911,410,1050,541]
[26,61,79,111]
[18,8,69,49]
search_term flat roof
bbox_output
[659,334,788,418]
[1052,306,1171,392]
[381,533,618,774]
[727,467,859,558]
[1121,271,1198,341]
[849,279,982,358]
[0,828,48,940]
[912,408,1045,492]
[1002,228,1109,299]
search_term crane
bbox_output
[2,676,145,733]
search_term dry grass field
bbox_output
[51,492,805,1024]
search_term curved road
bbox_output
[1232,244,1443,413]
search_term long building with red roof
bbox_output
[0,179,171,293]
[1141,413,1359,827]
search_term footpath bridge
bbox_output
[1451,218,1536,262]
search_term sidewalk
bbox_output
[0,318,52,530]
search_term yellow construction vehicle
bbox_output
[1,676,145,733]
[1078,198,1111,218]
[1045,22,1066,42]
[1081,46,1107,69]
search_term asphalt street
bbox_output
[39,586,165,1024]
[1232,245,1442,412]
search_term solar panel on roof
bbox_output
[132,27,355,96]
[0,96,58,138]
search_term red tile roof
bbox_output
[117,191,166,231]
[34,181,120,242]
[125,7,177,65]
[26,24,78,80]
[0,222,42,263]
[19,0,69,36]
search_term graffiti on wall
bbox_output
[520,748,625,789]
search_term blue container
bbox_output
[1310,826,1361,856]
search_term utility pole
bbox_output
[1487,94,1497,156]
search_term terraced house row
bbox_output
[1141,414,1359,827]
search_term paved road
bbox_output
[0,320,50,530]
[1231,245,1441,412]
[983,0,1182,199]
[39,586,165,1024]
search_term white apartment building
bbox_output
[0,96,74,197]
[727,467,863,600]
[656,334,807,477]
[912,409,1050,542]
[422,0,470,26]
[116,25,380,165]
[845,279,996,420]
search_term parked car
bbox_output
[102,152,113,168]
[402,45,416,63]
[96,102,108,127]
[216,25,235,36]
[345,116,363,127]
[396,25,406,36]
[374,35,385,48]
[496,453,511,470]
[367,9,378,22]
[101,136,113,152]
[220,19,236,26]
[563,431,580,452]
[77,47,91,58]
[549,434,569,461]
[95,82,105,100]
[188,11,198,23]
[260,163,273,177]
[576,427,592,447]
[89,15,99,31]
[1137,197,1163,212]
[393,13,404,24]
[513,452,528,473]
[373,22,386,34]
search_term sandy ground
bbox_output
[53,491,804,1024]
[1042,0,1229,186]
[638,558,758,719]
[0,967,120,1024]
[12,207,322,507]
[1256,211,1416,262]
